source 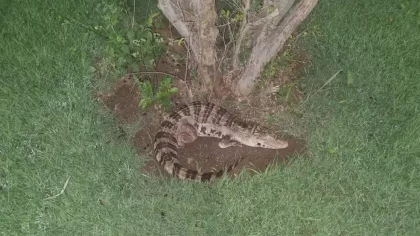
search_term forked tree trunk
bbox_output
[236,0,318,95]
[158,0,318,97]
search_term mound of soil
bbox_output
[98,75,305,180]
[96,19,307,180]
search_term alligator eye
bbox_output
[257,143,261,146]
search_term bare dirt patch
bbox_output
[96,19,308,180]
[98,75,141,123]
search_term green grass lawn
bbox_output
[1,0,419,235]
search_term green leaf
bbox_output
[139,81,154,98]
[168,87,178,94]
[111,15,118,26]
[116,35,124,43]
[130,63,139,73]
[107,47,115,57]
[147,12,160,27]
[144,31,153,41]
[139,99,147,109]
[120,44,130,54]
[127,30,135,41]
[328,147,337,154]
[136,30,146,39]
[125,55,133,64]
[177,38,185,46]
[117,57,126,67]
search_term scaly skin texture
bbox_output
[154,101,288,181]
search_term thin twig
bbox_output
[215,22,231,28]
[125,71,182,81]
[218,20,233,72]
[227,18,236,52]
[182,40,194,101]
[146,126,154,144]
[248,8,280,28]
[44,176,71,201]
[176,0,187,20]
[131,0,136,28]
[183,40,190,82]
[173,0,198,63]
[233,2,282,70]
[233,0,250,70]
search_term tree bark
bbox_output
[236,0,318,96]
[158,0,222,94]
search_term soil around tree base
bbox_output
[95,17,308,181]
[98,75,305,181]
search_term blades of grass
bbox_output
[300,69,342,107]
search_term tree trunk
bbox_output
[236,0,318,95]
[158,0,318,97]
[157,0,223,95]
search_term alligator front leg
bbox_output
[218,135,242,148]
[177,124,198,147]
